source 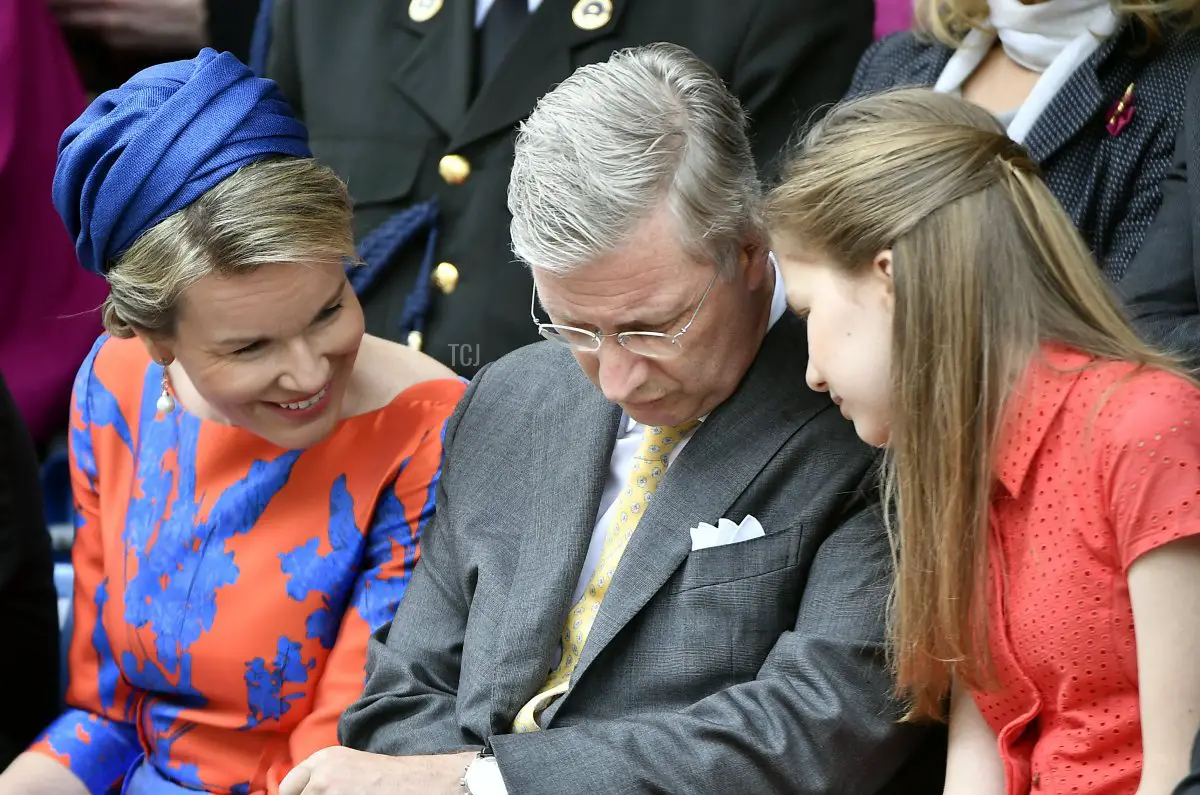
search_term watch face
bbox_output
[463,753,502,794]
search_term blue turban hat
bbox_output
[54,48,311,276]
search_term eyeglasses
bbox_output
[530,272,718,360]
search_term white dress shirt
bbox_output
[465,260,789,793]
[475,0,544,27]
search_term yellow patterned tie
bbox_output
[511,421,700,733]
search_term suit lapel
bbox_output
[488,353,623,730]
[451,0,630,149]
[390,0,475,137]
[1024,24,1131,163]
[544,314,827,722]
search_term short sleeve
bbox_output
[1104,371,1200,569]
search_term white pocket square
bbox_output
[689,514,766,551]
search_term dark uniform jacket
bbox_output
[263,0,872,374]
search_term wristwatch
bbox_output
[460,748,495,795]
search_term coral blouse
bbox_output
[32,335,465,794]
[977,345,1200,794]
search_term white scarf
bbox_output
[934,0,1121,143]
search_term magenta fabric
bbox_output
[875,0,913,38]
[0,0,108,446]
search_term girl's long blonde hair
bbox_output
[765,88,1184,721]
[915,0,1199,48]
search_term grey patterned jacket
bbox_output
[848,22,1200,282]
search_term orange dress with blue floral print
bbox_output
[31,335,465,794]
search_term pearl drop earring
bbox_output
[157,360,176,414]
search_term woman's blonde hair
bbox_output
[764,88,1184,721]
[915,0,1199,48]
[102,156,356,338]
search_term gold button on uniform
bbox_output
[572,0,612,30]
[409,0,442,22]
[439,154,471,185]
[432,262,459,294]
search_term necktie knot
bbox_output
[639,421,700,463]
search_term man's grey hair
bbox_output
[508,42,763,276]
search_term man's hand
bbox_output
[49,0,208,53]
[279,747,479,795]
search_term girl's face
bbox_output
[775,248,896,448]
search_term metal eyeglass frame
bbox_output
[530,271,719,358]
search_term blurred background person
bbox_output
[1,0,108,454]
[50,0,262,96]
[258,0,874,377]
[848,0,1200,282]
[0,373,60,771]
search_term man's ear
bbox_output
[739,244,771,289]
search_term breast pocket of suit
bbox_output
[664,523,808,677]
[669,522,805,594]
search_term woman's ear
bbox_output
[133,329,175,366]
[872,249,895,311]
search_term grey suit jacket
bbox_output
[340,313,943,793]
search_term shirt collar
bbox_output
[624,412,707,434]
[994,344,1094,498]
[475,0,543,26]
[766,252,788,328]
